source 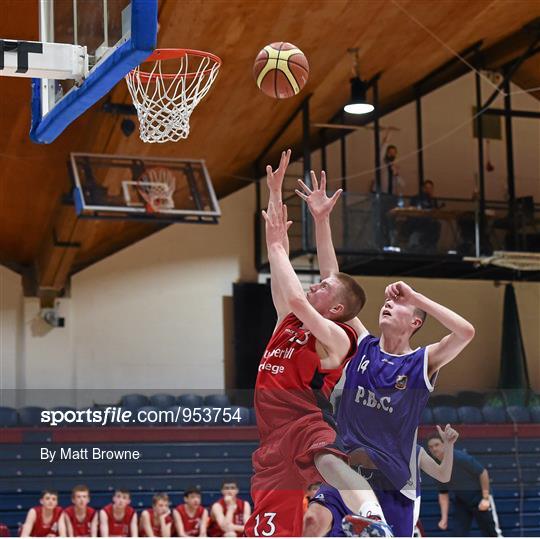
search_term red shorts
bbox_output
[244,414,347,537]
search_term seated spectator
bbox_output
[20,490,65,537]
[63,485,98,537]
[207,480,251,537]
[140,493,173,537]
[99,489,138,537]
[173,487,209,537]
[407,179,442,252]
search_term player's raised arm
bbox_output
[266,149,292,323]
[419,425,458,483]
[385,281,475,378]
[296,171,368,338]
[263,201,351,366]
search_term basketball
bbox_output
[253,42,309,99]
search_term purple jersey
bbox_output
[336,333,436,498]
[310,484,351,537]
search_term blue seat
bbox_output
[506,405,531,423]
[0,406,18,427]
[432,406,459,424]
[177,394,204,408]
[120,394,149,409]
[249,408,258,425]
[421,407,434,425]
[457,406,483,424]
[149,394,176,409]
[204,394,231,407]
[482,405,508,424]
[429,394,459,408]
[529,405,540,423]
[456,390,485,407]
[230,406,250,426]
[18,406,45,426]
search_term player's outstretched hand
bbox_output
[266,149,291,193]
[385,281,416,304]
[295,170,342,220]
[262,202,292,247]
[437,424,459,445]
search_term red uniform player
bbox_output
[99,490,137,537]
[139,493,173,537]
[63,484,98,537]
[207,481,250,537]
[173,487,208,537]
[20,490,65,537]
[244,151,391,537]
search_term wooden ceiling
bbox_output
[1,0,540,296]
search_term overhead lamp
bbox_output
[344,48,374,115]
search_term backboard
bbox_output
[70,153,221,223]
[30,0,157,143]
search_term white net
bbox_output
[136,167,176,212]
[125,50,221,143]
[465,251,540,272]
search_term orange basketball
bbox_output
[253,42,309,99]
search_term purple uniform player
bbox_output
[296,172,475,537]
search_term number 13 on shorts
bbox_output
[254,512,277,536]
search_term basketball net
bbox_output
[125,49,221,143]
[136,168,176,213]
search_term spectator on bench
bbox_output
[207,480,251,537]
[100,489,138,537]
[20,490,66,537]
[140,493,173,537]
[173,487,209,537]
[427,432,502,537]
[63,484,98,537]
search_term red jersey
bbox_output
[254,312,357,440]
[175,505,204,536]
[29,506,63,537]
[102,504,135,537]
[139,509,172,537]
[207,498,246,537]
[64,506,96,536]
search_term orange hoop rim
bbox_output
[133,48,222,81]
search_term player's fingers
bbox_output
[330,189,343,205]
[295,189,309,201]
[286,220,293,230]
[282,204,288,223]
[436,424,444,436]
[297,179,312,195]
[310,170,319,191]
[284,148,291,168]
[261,210,269,222]
[320,170,326,191]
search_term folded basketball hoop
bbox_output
[125,49,221,143]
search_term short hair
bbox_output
[221,480,238,489]
[71,485,90,496]
[386,144,397,153]
[426,432,442,444]
[41,490,58,498]
[333,273,367,322]
[152,493,169,505]
[423,179,434,186]
[412,307,427,336]
[114,489,131,497]
[184,487,201,498]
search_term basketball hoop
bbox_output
[465,251,540,272]
[125,49,221,143]
[135,167,176,213]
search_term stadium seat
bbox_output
[529,405,540,423]
[17,406,45,427]
[506,405,531,423]
[120,394,149,409]
[0,407,18,427]
[149,394,176,409]
[204,394,231,407]
[421,407,434,425]
[482,405,508,424]
[457,406,483,424]
[230,406,250,426]
[428,394,459,408]
[432,406,459,424]
[249,408,257,425]
[456,390,485,407]
[177,394,204,408]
